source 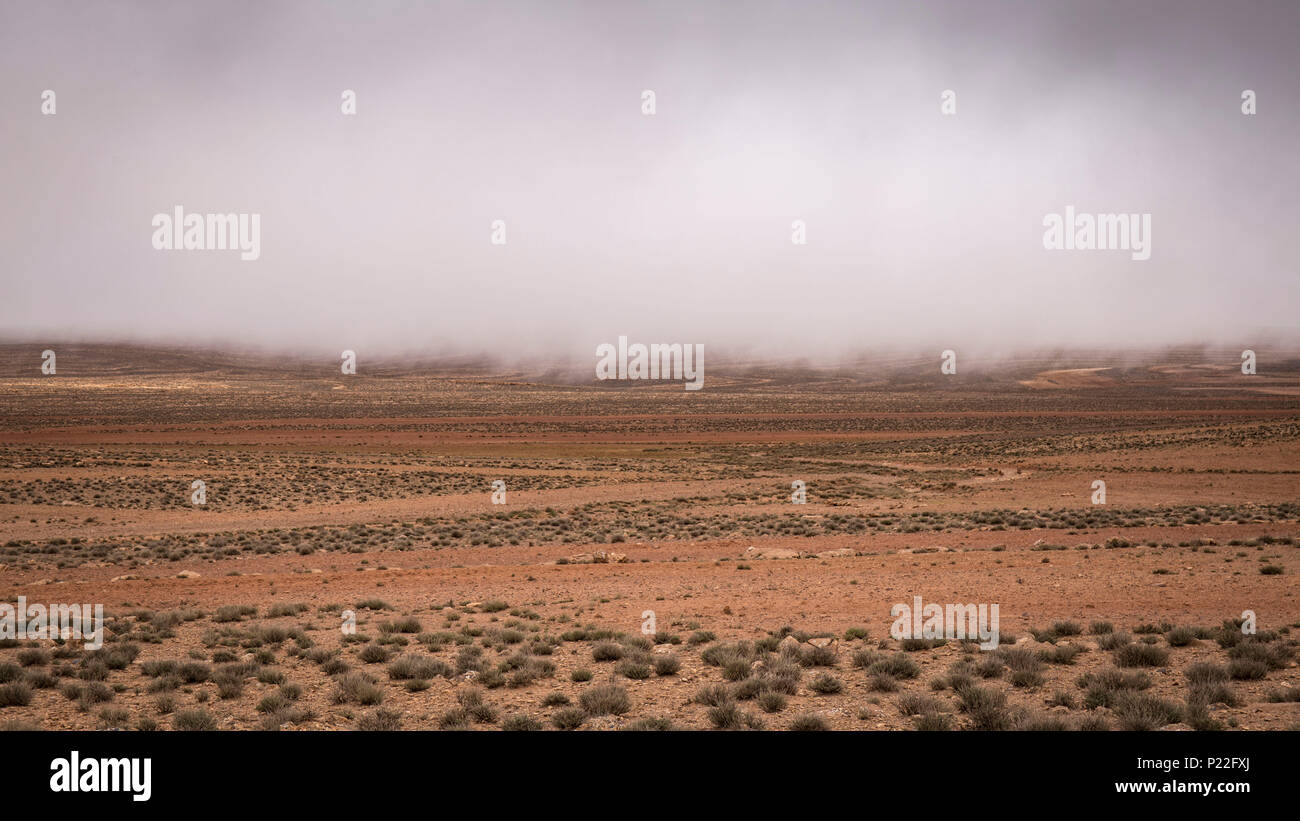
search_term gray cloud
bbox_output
[1,0,1297,360]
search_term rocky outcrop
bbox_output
[743,546,800,560]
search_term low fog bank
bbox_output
[3,336,1298,382]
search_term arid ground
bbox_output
[0,343,1297,731]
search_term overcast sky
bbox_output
[1,0,1297,360]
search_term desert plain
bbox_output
[0,343,1297,731]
